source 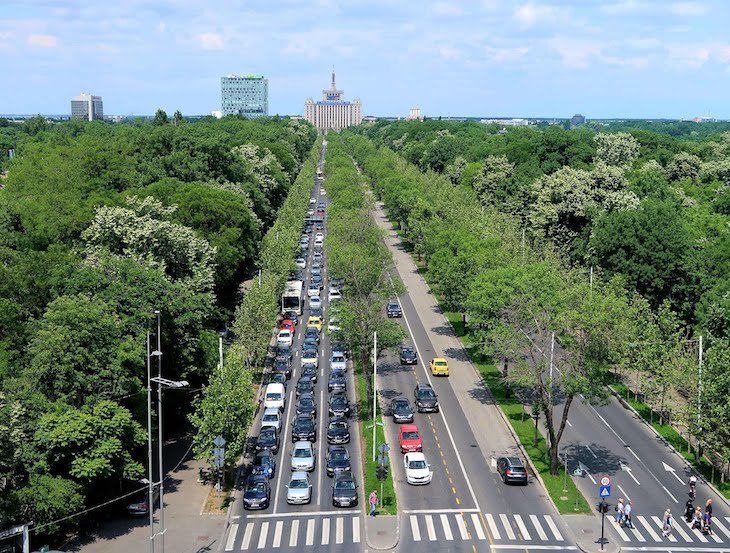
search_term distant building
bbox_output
[71,93,103,121]
[692,116,716,123]
[304,70,362,131]
[221,75,268,118]
[407,105,423,121]
[570,114,586,126]
[210,110,223,119]
[480,118,529,126]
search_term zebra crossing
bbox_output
[224,515,361,550]
[610,514,730,546]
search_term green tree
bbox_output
[11,475,85,535]
[593,132,640,167]
[172,110,184,127]
[667,151,702,182]
[473,154,514,207]
[153,109,169,125]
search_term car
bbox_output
[307,284,321,298]
[327,316,341,333]
[331,341,349,359]
[282,311,299,325]
[275,345,292,362]
[307,316,323,330]
[309,197,316,204]
[414,383,439,413]
[255,427,280,454]
[251,449,276,479]
[386,301,402,318]
[302,337,319,351]
[404,452,433,485]
[291,414,317,443]
[325,445,352,477]
[330,353,347,372]
[311,265,322,277]
[328,290,342,302]
[295,376,315,397]
[286,471,312,505]
[315,232,324,241]
[277,329,293,347]
[399,424,423,453]
[295,393,317,419]
[261,408,282,431]
[300,364,318,383]
[316,208,325,216]
[279,319,296,332]
[320,188,327,196]
[328,391,351,418]
[430,357,449,377]
[263,382,286,411]
[328,370,347,392]
[312,252,323,263]
[327,417,351,444]
[309,306,323,318]
[496,456,528,485]
[301,346,319,367]
[243,474,271,510]
[400,346,417,365]
[310,274,323,288]
[304,327,320,344]
[391,397,414,423]
[125,487,160,516]
[299,236,310,246]
[330,277,344,288]
[267,371,287,388]
[307,208,315,217]
[290,440,316,472]
[332,471,358,507]
[295,257,306,269]
[315,222,324,231]
[273,358,292,379]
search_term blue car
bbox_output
[243,475,271,510]
[251,449,276,479]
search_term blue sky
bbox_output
[2,0,730,119]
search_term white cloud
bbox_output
[547,37,602,68]
[668,2,707,16]
[438,45,462,61]
[666,44,710,68]
[157,22,166,33]
[197,32,224,50]
[513,3,559,29]
[486,45,529,63]
[482,0,500,11]
[600,0,651,15]
[718,45,730,64]
[432,2,463,17]
[27,34,58,48]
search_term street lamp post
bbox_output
[146,332,155,553]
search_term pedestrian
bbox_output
[369,490,378,517]
[624,500,634,529]
[685,498,694,522]
[705,499,713,517]
[662,509,673,537]
[615,498,625,524]
[703,510,713,535]
[692,506,703,530]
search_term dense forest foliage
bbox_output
[0,115,316,536]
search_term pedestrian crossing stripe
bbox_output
[225,516,361,551]
[609,515,730,545]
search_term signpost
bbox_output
[213,435,226,492]
[376,443,390,506]
[597,476,611,551]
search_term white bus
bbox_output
[281,280,304,315]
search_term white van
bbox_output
[264,383,286,411]
[261,407,282,431]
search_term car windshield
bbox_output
[403,431,419,440]
[290,479,309,489]
[394,401,408,410]
[330,451,347,461]
[263,415,278,422]
[299,398,314,407]
[402,348,413,355]
[419,389,435,398]
[436,361,446,366]
[335,479,355,490]
[266,393,282,401]
[257,455,272,465]
[303,348,317,357]
[247,482,266,493]
[329,421,347,430]
[294,448,312,458]
[409,460,427,470]
[331,396,347,405]
[260,429,275,438]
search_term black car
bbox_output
[251,449,276,478]
[274,358,292,379]
[267,371,287,388]
[400,346,417,365]
[309,306,323,318]
[332,471,358,508]
[301,364,318,383]
[414,383,439,413]
[328,370,347,392]
[255,427,280,454]
[296,376,315,397]
[304,327,320,344]
[282,310,299,325]
[325,445,352,477]
[296,393,317,418]
[243,475,271,510]
[386,301,403,318]
[497,456,529,485]
[328,391,351,418]
[331,341,349,359]
[291,414,317,443]
[302,337,319,351]
[311,266,322,277]
[326,417,350,444]
[391,397,414,423]
[275,345,292,362]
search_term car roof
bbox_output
[263,408,280,415]
[392,397,409,403]
[329,416,347,423]
[400,424,419,433]
[328,445,347,453]
[406,452,426,461]
[432,357,447,363]
[506,456,524,466]
[335,471,354,480]
[248,474,268,484]
[291,471,309,480]
[297,392,315,401]
[293,440,313,449]
[416,383,434,391]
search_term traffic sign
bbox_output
[600,475,610,486]
[379,443,390,454]
[213,435,226,448]
[599,485,611,498]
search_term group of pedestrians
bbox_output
[615,493,715,537]
[614,498,634,528]
[685,497,714,535]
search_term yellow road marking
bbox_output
[455,497,461,505]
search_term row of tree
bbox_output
[0,116,316,537]
[343,131,730,479]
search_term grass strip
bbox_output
[355,360,397,515]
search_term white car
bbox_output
[404,452,432,485]
[261,408,282,431]
[320,188,326,196]
[301,348,319,367]
[327,317,341,334]
[307,208,315,216]
[309,198,316,204]
[291,441,316,472]
[314,237,324,247]
[309,296,322,310]
[277,329,293,347]
[287,471,312,504]
[330,353,347,371]
[315,232,324,241]
[295,257,306,269]
[328,290,342,302]
[307,284,321,298]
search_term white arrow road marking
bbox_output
[621,462,641,485]
[662,461,685,484]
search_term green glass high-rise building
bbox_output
[221,75,268,118]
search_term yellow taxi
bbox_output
[429,357,449,376]
[307,316,323,330]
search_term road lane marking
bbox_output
[242,522,254,550]
[543,515,564,541]
[273,386,294,513]
[321,517,330,545]
[609,517,631,541]
[650,515,676,542]
[404,508,480,514]
[684,519,709,542]
[585,445,598,458]
[500,514,516,540]
[352,517,361,543]
[627,520,646,542]
[272,521,283,548]
[514,514,531,540]
[490,547,577,551]
[289,519,299,546]
[440,514,453,540]
[618,484,632,501]
[530,514,548,541]
[317,388,325,506]
[335,517,343,544]
[456,497,461,505]
[669,518,692,542]
[456,513,469,540]
[305,519,315,546]
[257,521,269,549]
[713,517,730,539]
[425,514,437,541]
[485,514,500,539]
[410,515,421,541]
[225,523,238,551]
[245,510,361,518]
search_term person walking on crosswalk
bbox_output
[624,500,634,529]
[615,498,625,524]
[662,509,674,537]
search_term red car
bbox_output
[279,320,296,333]
[399,424,423,453]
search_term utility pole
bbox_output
[589,266,594,296]
[697,335,703,458]
[218,334,224,370]
[146,332,155,553]
[154,310,165,553]
[372,331,378,462]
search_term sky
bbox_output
[2,0,730,119]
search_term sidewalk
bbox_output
[364,515,399,551]
[564,514,621,553]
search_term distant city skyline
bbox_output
[2,1,730,119]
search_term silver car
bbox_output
[291,440,316,472]
[286,471,312,505]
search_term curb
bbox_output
[364,515,400,551]
[609,386,730,512]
